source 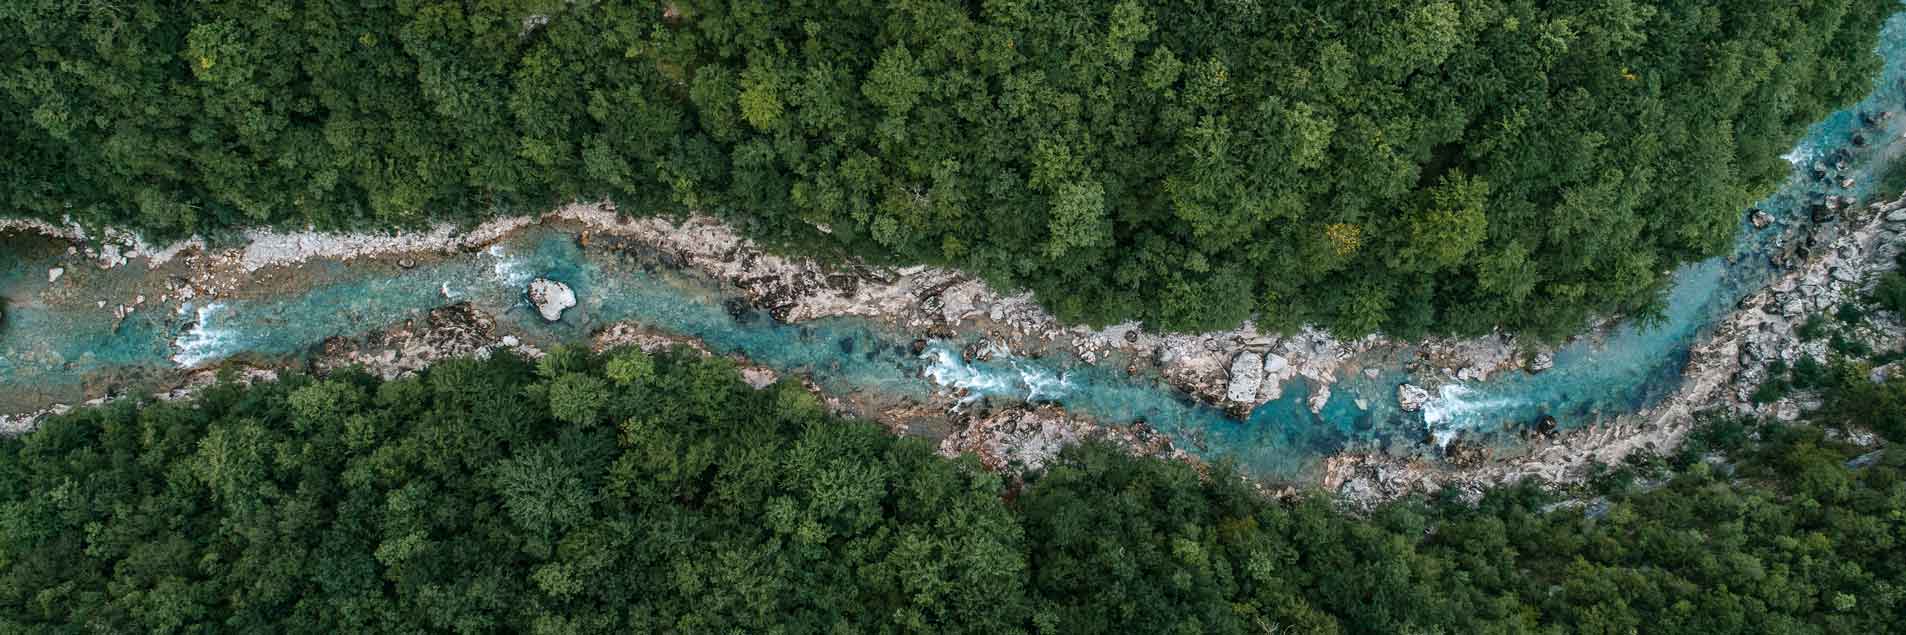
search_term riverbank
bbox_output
[1324,188,1906,502]
[1,205,1530,487]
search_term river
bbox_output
[5,14,1906,480]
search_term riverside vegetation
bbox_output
[0,347,1900,633]
[7,3,1906,632]
[1,0,1895,337]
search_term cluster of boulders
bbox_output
[1203,329,1355,414]
[938,404,1183,474]
[574,205,1547,420]
[1729,194,1906,417]
[316,303,501,378]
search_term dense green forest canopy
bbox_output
[1,347,1901,633]
[1,1,1893,336]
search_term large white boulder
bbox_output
[1225,352,1265,402]
[527,278,577,322]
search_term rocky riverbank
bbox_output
[284,300,1190,478]
[5,201,1542,421]
[3,186,1898,503]
[1322,190,1906,504]
[541,204,1545,419]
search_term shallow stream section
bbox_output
[5,15,1906,480]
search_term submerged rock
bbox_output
[526,278,577,322]
[1397,384,1430,412]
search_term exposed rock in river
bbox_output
[938,404,1183,474]
[526,277,576,322]
[316,303,500,378]
[1225,352,1265,402]
[1528,351,1555,373]
[1397,384,1430,412]
[1750,209,1773,229]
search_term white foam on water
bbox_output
[170,302,239,368]
[1019,364,1073,402]
[919,343,1074,407]
[1781,143,1814,166]
[1420,384,1520,446]
[487,245,534,287]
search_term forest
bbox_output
[0,346,1899,633]
[2,1,1895,337]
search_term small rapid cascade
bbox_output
[5,14,1906,479]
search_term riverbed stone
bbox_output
[47,267,62,283]
[1225,352,1265,402]
[1397,384,1430,412]
[1263,353,1289,374]
[1775,399,1801,422]
[1750,210,1773,229]
[1529,352,1555,373]
[527,278,577,322]
[1259,353,1297,401]
[1307,384,1331,414]
[1870,362,1900,384]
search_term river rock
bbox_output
[1264,353,1290,374]
[1225,352,1265,402]
[1749,210,1772,229]
[1397,384,1430,412]
[47,267,62,283]
[1529,351,1554,373]
[1260,353,1297,400]
[1870,362,1900,384]
[1307,384,1331,414]
[526,278,577,322]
